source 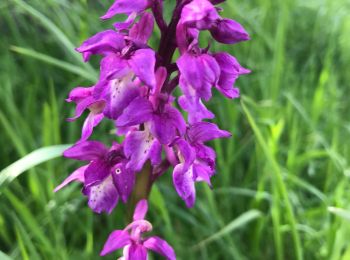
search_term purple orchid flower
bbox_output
[55,141,135,214]
[116,67,186,172]
[75,28,156,128]
[213,52,251,98]
[77,29,156,88]
[66,86,105,142]
[59,0,251,258]
[174,0,250,123]
[179,0,250,44]
[100,199,176,260]
[176,47,250,123]
[101,0,152,20]
[176,47,219,123]
[172,122,231,207]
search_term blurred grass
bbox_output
[0,0,350,259]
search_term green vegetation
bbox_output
[0,0,349,259]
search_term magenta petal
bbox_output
[173,138,196,168]
[100,54,130,81]
[210,18,250,44]
[143,236,176,260]
[80,112,104,141]
[195,144,216,166]
[177,53,219,100]
[133,199,148,221]
[67,95,96,121]
[116,97,153,127]
[83,175,119,214]
[114,12,137,30]
[194,162,214,187]
[128,49,156,88]
[213,52,250,99]
[84,160,111,187]
[127,244,147,260]
[103,77,139,120]
[63,141,108,161]
[101,0,150,20]
[129,12,154,44]
[111,163,135,203]
[100,230,130,256]
[173,164,196,207]
[181,0,219,30]
[178,95,214,124]
[124,130,162,172]
[151,105,186,144]
[66,86,94,103]
[76,30,125,61]
[188,122,231,143]
[54,165,87,192]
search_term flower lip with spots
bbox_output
[55,141,135,214]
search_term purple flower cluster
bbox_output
[56,0,249,258]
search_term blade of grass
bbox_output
[0,145,71,189]
[241,96,303,260]
[328,207,350,222]
[10,46,97,82]
[192,209,261,250]
[11,0,95,74]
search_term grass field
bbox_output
[1,0,350,259]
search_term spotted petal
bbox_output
[111,163,135,203]
[102,76,139,120]
[124,130,162,172]
[83,175,119,214]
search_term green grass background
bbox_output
[1,0,350,259]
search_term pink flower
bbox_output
[100,199,176,260]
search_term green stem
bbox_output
[127,161,153,221]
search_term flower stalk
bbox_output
[127,161,153,221]
[55,0,251,258]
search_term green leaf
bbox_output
[0,145,71,189]
[328,207,350,222]
[193,210,262,249]
[0,251,13,260]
